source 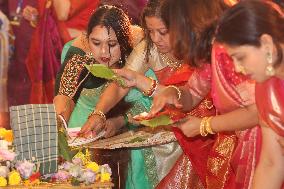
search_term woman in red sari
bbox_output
[215,1,284,188]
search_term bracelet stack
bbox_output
[88,110,106,123]
[200,116,215,136]
[165,85,182,100]
[143,77,158,97]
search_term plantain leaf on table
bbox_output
[140,115,174,128]
[85,64,126,87]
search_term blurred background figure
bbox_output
[0,0,11,128]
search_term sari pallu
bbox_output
[155,64,216,189]
[207,44,261,189]
[25,0,62,104]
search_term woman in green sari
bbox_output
[53,5,146,188]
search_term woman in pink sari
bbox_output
[215,1,284,188]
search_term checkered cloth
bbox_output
[9,104,58,175]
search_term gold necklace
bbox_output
[159,53,182,70]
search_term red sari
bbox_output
[255,77,284,136]
[25,0,62,104]
[157,44,261,189]
[155,64,216,188]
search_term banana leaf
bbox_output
[85,64,126,87]
[58,131,77,162]
[140,115,174,128]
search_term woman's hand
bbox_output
[79,114,105,137]
[176,116,201,137]
[148,86,182,116]
[104,116,125,138]
[22,5,39,22]
[113,68,138,87]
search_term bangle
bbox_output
[143,77,158,97]
[200,116,215,136]
[166,85,181,100]
[88,110,106,123]
[200,117,208,136]
[205,116,215,134]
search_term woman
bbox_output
[80,0,215,188]
[116,0,261,188]
[215,1,284,188]
[54,5,135,188]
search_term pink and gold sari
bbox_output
[157,44,261,189]
[208,44,261,189]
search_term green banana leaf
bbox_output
[85,64,126,87]
[140,115,174,128]
[58,131,77,162]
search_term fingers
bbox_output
[173,97,183,108]
[79,119,104,137]
[148,99,165,117]
[23,6,38,21]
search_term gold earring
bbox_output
[265,52,275,76]
[235,64,246,74]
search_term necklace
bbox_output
[159,53,182,70]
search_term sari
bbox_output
[25,0,62,104]
[186,44,261,189]
[124,40,215,189]
[57,42,133,189]
[255,77,284,137]
[0,11,10,128]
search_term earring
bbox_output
[265,51,275,76]
[238,65,246,75]
[119,58,123,65]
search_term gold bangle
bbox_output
[200,117,208,136]
[88,110,106,122]
[205,116,215,134]
[165,85,181,100]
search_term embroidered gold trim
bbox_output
[58,54,95,98]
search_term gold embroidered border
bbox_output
[58,54,95,98]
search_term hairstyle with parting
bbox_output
[215,0,284,66]
[86,5,132,67]
[141,0,166,62]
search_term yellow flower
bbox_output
[100,173,111,182]
[0,128,7,138]
[4,130,13,142]
[0,129,13,142]
[86,162,99,173]
[8,170,21,185]
[0,176,7,186]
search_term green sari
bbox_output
[60,41,159,189]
